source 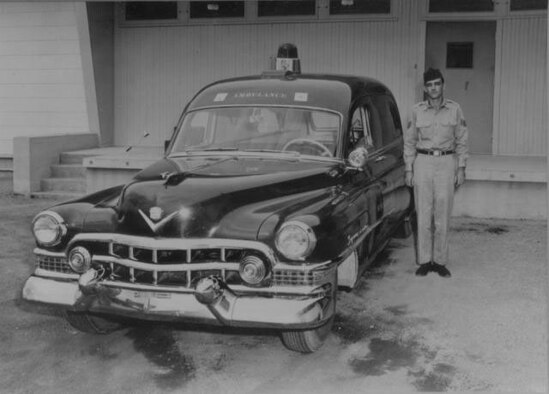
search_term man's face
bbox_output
[424,78,443,100]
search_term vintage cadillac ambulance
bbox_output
[23,66,413,353]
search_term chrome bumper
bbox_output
[22,273,335,330]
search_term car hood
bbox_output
[116,156,342,239]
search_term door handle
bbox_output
[375,155,386,162]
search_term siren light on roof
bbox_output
[275,43,301,74]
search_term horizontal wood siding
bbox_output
[0,2,90,154]
[496,17,547,156]
[114,2,423,147]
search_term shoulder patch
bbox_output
[461,119,467,127]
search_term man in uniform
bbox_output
[404,68,469,278]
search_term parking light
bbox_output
[68,246,92,274]
[239,255,267,285]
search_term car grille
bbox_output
[88,241,262,288]
[36,254,72,274]
[272,267,333,286]
[35,234,334,289]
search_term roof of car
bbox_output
[185,72,392,114]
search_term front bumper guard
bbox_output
[22,269,335,330]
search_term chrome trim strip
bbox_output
[96,279,327,296]
[34,248,65,258]
[34,268,78,280]
[273,260,333,271]
[93,255,241,272]
[68,233,277,263]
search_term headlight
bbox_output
[32,211,67,247]
[275,221,316,260]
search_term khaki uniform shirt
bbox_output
[403,99,469,172]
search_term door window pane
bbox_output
[447,42,474,69]
[370,96,398,147]
[510,0,548,10]
[190,2,244,19]
[125,2,178,20]
[429,0,494,13]
[258,1,316,17]
[329,0,390,15]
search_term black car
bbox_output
[23,70,413,353]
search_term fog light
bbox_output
[68,246,92,273]
[239,255,267,285]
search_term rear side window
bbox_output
[370,95,402,146]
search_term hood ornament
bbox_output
[138,208,180,234]
[149,206,163,221]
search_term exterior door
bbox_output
[425,22,496,154]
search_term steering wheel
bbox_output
[281,138,333,157]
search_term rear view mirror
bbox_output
[347,147,368,168]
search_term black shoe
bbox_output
[415,263,431,276]
[431,262,451,278]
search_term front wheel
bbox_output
[65,311,122,334]
[280,317,334,353]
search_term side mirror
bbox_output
[347,147,368,169]
[164,139,171,153]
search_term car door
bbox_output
[342,98,384,260]
[367,94,411,236]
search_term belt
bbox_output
[417,149,455,157]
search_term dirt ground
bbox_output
[0,173,547,393]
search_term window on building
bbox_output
[329,0,391,15]
[429,0,494,13]
[125,2,178,21]
[447,42,474,69]
[510,0,548,11]
[189,1,245,19]
[258,1,316,17]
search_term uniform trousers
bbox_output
[413,153,456,266]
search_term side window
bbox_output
[363,99,383,149]
[389,100,403,137]
[370,95,399,146]
[348,105,374,153]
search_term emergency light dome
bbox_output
[276,43,301,73]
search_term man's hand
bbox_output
[405,171,414,187]
[455,167,466,188]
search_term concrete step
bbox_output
[41,177,86,193]
[59,152,98,165]
[0,155,13,171]
[31,191,84,200]
[51,164,86,178]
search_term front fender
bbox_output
[258,187,368,263]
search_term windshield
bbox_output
[170,106,341,158]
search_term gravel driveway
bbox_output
[0,175,546,393]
